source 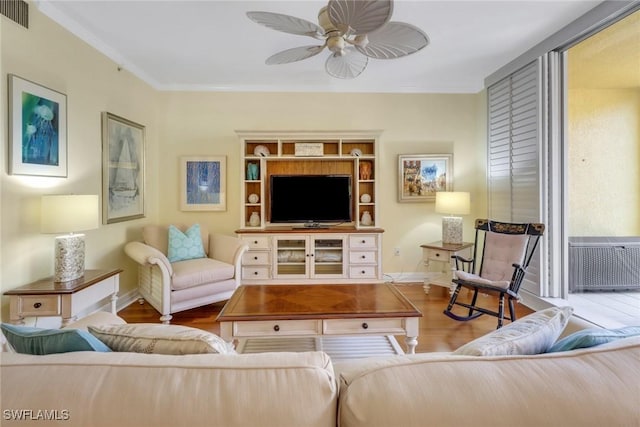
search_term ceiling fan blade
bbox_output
[356,22,429,59]
[266,45,326,65]
[247,11,324,38]
[325,47,368,79]
[327,0,392,35]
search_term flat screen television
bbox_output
[270,175,352,225]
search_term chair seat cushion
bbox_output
[455,270,510,290]
[171,258,235,290]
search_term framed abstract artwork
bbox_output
[398,154,452,202]
[8,74,68,177]
[180,156,227,211]
[102,112,145,224]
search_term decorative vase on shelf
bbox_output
[361,211,373,226]
[248,193,259,204]
[360,193,371,203]
[246,162,259,180]
[249,212,261,227]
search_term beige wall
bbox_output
[1,5,160,319]
[157,92,485,278]
[1,5,487,321]
[568,88,640,236]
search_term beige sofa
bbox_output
[1,316,638,427]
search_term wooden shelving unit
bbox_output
[237,131,380,230]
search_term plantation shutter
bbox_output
[487,58,545,296]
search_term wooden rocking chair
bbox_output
[443,219,545,328]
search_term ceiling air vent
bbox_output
[1,0,28,29]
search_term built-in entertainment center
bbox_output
[236,131,383,284]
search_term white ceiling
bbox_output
[38,0,603,94]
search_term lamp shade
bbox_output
[435,192,470,215]
[41,195,99,233]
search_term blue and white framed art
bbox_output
[180,156,227,211]
[8,74,67,177]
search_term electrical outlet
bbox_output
[393,247,401,256]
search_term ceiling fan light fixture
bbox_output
[248,0,429,79]
[327,35,346,54]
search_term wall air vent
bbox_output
[1,0,28,29]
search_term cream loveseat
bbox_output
[124,224,248,324]
[1,313,639,427]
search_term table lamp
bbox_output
[435,191,470,245]
[41,195,99,282]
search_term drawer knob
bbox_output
[361,240,366,244]
[362,322,368,329]
[254,256,258,260]
[273,325,280,332]
[435,253,440,257]
[254,271,259,275]
[33,302,42,309]
[253,240,258,244]
[361,255,366,259]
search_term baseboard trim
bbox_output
[384,272,425,283]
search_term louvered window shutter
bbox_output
[487,59,544,295]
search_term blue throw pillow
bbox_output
[1,323,112,355]
[547,326,640,353]
[167,224,206,262]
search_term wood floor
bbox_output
[118,284,533,353]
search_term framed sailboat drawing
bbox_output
[102,112,145,224]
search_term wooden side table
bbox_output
[4,269,122,327]
[420,241,474,294]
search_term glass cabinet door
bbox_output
[312,237,346,278]
[274,237,308,278]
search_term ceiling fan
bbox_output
[247,0,429,79]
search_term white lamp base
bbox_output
[54,234,85,282]
[442,216,463,245]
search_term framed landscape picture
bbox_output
[398,154,452,202]
[180,156,226,211]
[8,74,67,177]
[102,112,145,224]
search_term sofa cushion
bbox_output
[171,257,235,290]
[338,336,640,427]
[88,323,235,354]
[167,224,206,262]
[1,323,111,354]
[1,351,337,427]
[453,306,573,356]
[547,325,640,353]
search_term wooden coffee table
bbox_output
[217,283,422,354]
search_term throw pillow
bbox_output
[88,323,235,355]
[167,224,206,262]
[0,323,112,355]
[453,306,574,356]
[547,325,640,353]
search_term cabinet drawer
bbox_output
[349,235,377,249]
[18,295,60,316]
[324,318,405,335]
[349,251,377,264]
[242,251,270,265]
[425,248,451,262]
[242,266,271,280]
[241,236,270,250]
[233,319,321,337]
[349,266,377,279]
